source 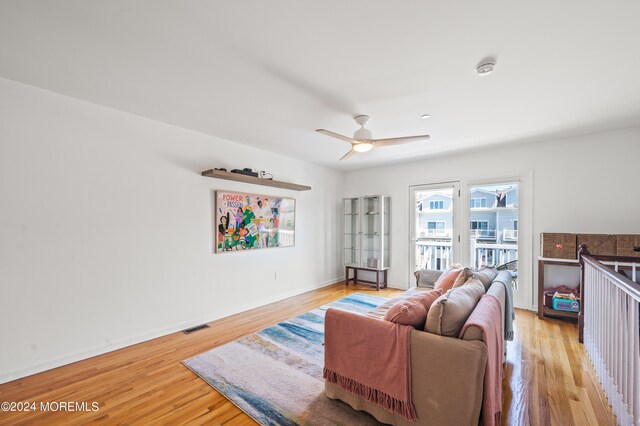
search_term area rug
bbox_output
[182,293,389,425]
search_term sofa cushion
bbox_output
[425,278,485,337]
[472,267,498,290]
[383,299,428,329]
[366,298,401,319]
[452,267,473,288]
[414,269,444,288]
[405,289,442,313]
[434,267,462,292]
[366,287,432,319]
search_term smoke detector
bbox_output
[476,59,496,76]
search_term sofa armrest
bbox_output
[414,269,444,288]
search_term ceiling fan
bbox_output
[316,115,430,160]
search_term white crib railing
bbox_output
[581,254,640,426]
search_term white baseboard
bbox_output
[0,278,341,385]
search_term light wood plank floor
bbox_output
[0,283,615,425]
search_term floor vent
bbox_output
[182,324,210,334]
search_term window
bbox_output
[470,198,487,208]
[513,219,518,230]
[427,221,445,230]
[429,200,444,210]
[470,221,489,230]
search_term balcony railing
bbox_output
[471,244,518,269]
[470,229,496,239]
[503,229,518,240]
[415,240,517,271]
[419,229,453,238]
[416,241,453,271]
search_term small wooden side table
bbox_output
[345,266,388,291]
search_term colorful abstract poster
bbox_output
[215,191,295,252]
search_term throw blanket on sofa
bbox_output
[323,308,417,421]
[459,294,504,426]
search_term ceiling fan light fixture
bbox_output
[353,143,373,152]
[353,127,372,140]
[316,114,430,160]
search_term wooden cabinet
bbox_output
[537,257,580,320]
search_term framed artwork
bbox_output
[215,191,295,252]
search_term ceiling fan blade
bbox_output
[372,135,431,147]
[340,147,357,161]
[316,129,357,144]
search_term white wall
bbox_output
[344,126,640,308]
[0,78,344,384]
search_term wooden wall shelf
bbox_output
[201,169,311,191]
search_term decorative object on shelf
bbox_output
[540,233,578,259]
[551,292,580,313]
[215,190,295,252]
[616,234,640,258]
[258,170,273,180]
[230,168,259,177]
[577,234,616,256]
[202,169,311,191]
[543,285,579,311]
[343,195,390,290]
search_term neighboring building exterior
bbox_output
[417,186,518,244]
[416,186,519,269]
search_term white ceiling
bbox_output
[1,1,639,171]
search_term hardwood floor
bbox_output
[502,309,614,426]
[0,283,614,425]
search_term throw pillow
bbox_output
[425,278,485,336]
[383,299,428,329]
[434,267,462,292]
[472,267,499,290]
[404,289,442,313]
[452,267,474,288]
[414,269,444,288]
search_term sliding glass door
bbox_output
[410,176,530,308]
[410,182,460,272]
[466,181,519,286]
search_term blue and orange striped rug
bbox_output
[183,293,388,425]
